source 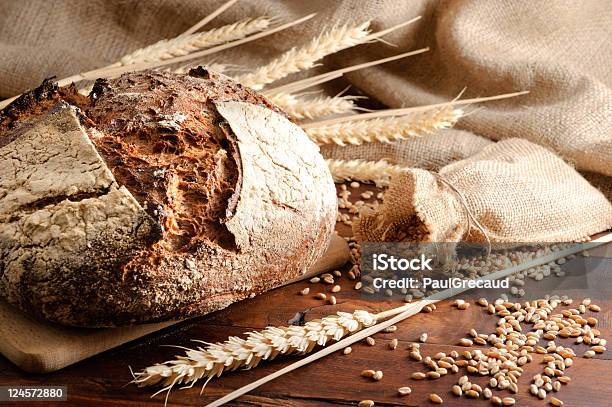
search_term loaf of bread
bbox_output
[0,69,337,327]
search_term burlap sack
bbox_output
[1,0,610,177]
[354,139,612,244]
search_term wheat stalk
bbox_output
[181,0,239,37]
[263,48,429,97]
[117,17,274,66]
[304,105,463,146]
[326,159,405,187]
[132,310,379,396]
[235,22,372,90]
[269,92,358,120]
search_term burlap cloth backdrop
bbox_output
[0,1,610,198]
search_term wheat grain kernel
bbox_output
[438,361,452,369]
[459,338,473,346]
[589,304,601,312]
[384,325,398,333]
[427,371,441,379]
[398,386,412,396]
[419,333,428,343]
[492,396,503,406]
[389,338,398,350]
[331,284,341,293]
[354,282,363,290]
[458,302,470,310]
[309,277,320,283]
[483,388,493,399]
[429,393,443,404]
[315,292,326,300]
[299,287,310,295]
[550,397,564,406]
[538,388,546,399]
[332,270,342,278]
[465,389,479,398]
[323,276,334,284]
[591,345,606,353]
[477,298,489,307]
[358,400,374,407]
[361,369,376,378]
[452,385,462,396]
[372,370,383,381]
[558,376,571,384]
[502,397,516,406]
[583,350,595,358]
[409,351,422,361]
[412,372,426,380]
[328,295,337,305]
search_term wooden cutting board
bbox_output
[0,235,349,373]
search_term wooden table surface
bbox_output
[1,185,611,406]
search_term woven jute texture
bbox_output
[0,0,610,177]
[354,139,612,244]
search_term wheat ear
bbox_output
[326,159,405,187]
[131,310,378,393]
[235,21,372,90]
[304,105,463,146]
[269,92,358,120]
[117,17,274,66]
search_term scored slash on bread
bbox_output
[0,69,336,327]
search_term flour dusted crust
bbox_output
[0,70,336,327]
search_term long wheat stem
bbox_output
[181,0,239,37]
[235,22,372,90]
[326,158,405,187]
[269,92,358,120]
[305,105,463,146]
[117,17,274,66]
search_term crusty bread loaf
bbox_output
[0,69,337,327]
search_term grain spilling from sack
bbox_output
[354,139,612,243]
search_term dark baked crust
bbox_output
[0,69,336,327]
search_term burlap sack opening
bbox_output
[354,138,612,244]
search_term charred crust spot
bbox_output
[90,78,110,100]
[0,78,58,129]
[188,66,210,79]
[0,78,90,135]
